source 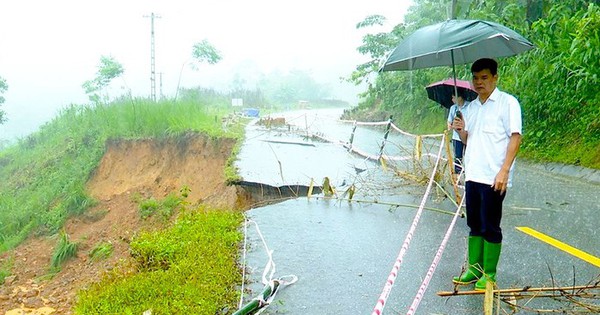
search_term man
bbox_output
[447,90,470,182]
[451,58,522,290]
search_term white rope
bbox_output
[389,122,444,138]
[238,216,249,309]
[338,119,389,126]
[237,218,298,314]
[371,133,447,315]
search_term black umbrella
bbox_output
[425,78,477,109]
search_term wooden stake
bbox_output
[443,130,461,204]
[437,284,600,297]
[483,280,494,315]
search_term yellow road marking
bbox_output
[516,226,600,268]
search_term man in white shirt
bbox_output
[451,58,522,290]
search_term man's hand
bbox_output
[492,169,510,195]
[452,117,464,131]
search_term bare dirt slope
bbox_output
[0,134,250,314]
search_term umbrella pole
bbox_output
[451,50,458,103]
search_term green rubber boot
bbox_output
[475,241,502,290]
[452,236,483,285]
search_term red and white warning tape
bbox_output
[371,133,446,315]
[406,195,464,315]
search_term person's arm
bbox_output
[492,133,522,194]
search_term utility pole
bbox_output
[144,12,161,101]
[159,72,163,100]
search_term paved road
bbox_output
[236,109,599,314]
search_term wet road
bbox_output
[236,108,599,314]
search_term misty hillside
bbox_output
[0,97,239,253]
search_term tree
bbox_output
[82,55,124,104]
[175,39,222,100]
[191,39,222,67]
[0,76,7,124]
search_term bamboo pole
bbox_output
[437,284,600,297]
[483,280,494,315]
[233,281,281,315]
[444,130,461,204]
[311,195,459,216]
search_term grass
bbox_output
[520,137,600,170]
[50,230,78,272]
[0,255,14,284]
[89,241,114,262]
[74,206,244,315]
[138,189,187,220]
[0,96,242,253]
[0,93,248,312]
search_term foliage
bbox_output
[74,207,243,315]
[347,0,600,169]
[0,255,13,284]
[89,241,114,262]
[480,0,600,168]
[258,69,332,106]
[229,85,270,108]
[82,55,125,104]
[0,93,243,254]
[50,230,78,272]
[191,39,222,66]
[0,75,7,124]
[138,190,187,221]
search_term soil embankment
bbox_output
[0,134,251,314]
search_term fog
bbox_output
[0,0,410,142]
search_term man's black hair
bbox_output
[471,58,498,75]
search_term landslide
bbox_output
[0,134,252,314]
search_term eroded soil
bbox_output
[0,134,251,314]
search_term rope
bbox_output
[238,216,249,309]
[236,218,298,315]
[406,192,465,315]
[371,133,447,315]
[338,119,389,126]
[390,122,444,138]
[339,119,444,139]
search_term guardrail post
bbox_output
[348,121,357,151]
[378,115,393,159]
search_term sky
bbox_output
[0,0,412,142]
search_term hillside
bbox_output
[0,134,251,314]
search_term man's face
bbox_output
[472,69,497,97]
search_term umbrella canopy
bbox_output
[425,78,477,109]
[380,19,534,72]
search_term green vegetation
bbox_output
[50,230,78,272]
[0,95,241,253]
[0,255,13,284]
[74,207,243,315]
[89,241,114,262]
[82,55,125,105]
[0,88,250,311]
[0,75,7,124]
[347,0,600,169]
[137,188,189,220]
